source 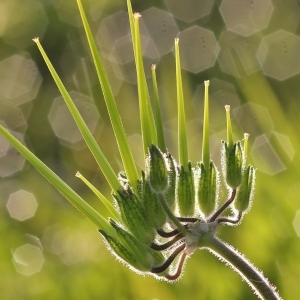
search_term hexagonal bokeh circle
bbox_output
[141,7,179,56]
[13,244,44,276]
[0,54,42,106]
[218,31,262,77]
[2,0,48,48]
[220,0,274,36]
[293,210,300,237]
[164,0,215,23]
[251,134,285,175]
[257,30,300,80]
[0,126,26,177]
[6,190,38,221]
[178,26,219,73]
[234,102,274,137]
[48,91,100,148]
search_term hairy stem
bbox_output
[207,236,281,300]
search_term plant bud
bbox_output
[143,178,167,229]
[176,162,195,216]
[145,145,168,193]
[197,161,217,217]
[221,141,243,188]
[113,188,155,245]
[234,166,255,212]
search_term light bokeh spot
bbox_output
[12,244,44,276]
[6,190,38,221]
[220,0,274,36]
[2,0,48,48]
[48,91,101,149]
[218,31,261,77]
[178,26,219,73]
[293,211,300,237]
[42,223,101,265]
[141,7,179,56]
[164,0,215,22]
[257,30,300,80]
[251,134,285,175]
[0,128,26,177]
[234,102,274,137]
[0,54,42,106]
[270,131,295,162]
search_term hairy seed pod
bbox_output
[176,162,195,216]
[234,166,255,212]
[145,145,168,193]
[197,161,217,217]
[113,188,155,245]
[164,153,176,210]
[221,141,243,188]
[143,179,167,229]
[108,219,153,270]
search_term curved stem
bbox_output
[209,189,236,222]
[206,236,282,300]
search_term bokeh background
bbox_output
[1,0,300,299]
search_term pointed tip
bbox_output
[133,12,142,18]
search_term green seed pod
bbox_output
[221,141,244,188]
[99,230,149,272]
[143,179,167,229]
[99,230,137,268]
[164,153,176,210]
[234,166,255,212]
[113,188,155,245]
[145,145,168,193]
[109,219,153,271]
[197,161,218,217]
[176,162,195,216]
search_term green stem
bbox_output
[207,236,282,300]
[158,194,187,235]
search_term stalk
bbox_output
[207,236,282,300]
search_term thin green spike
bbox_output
[151,64,166,152]
[77,0,139,191]
[202,80,210,169]
[175,38,188,169]
[225,105,233,149]
[33,38,121,195]
[76,172,120,221]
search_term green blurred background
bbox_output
[1,0,300,299]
